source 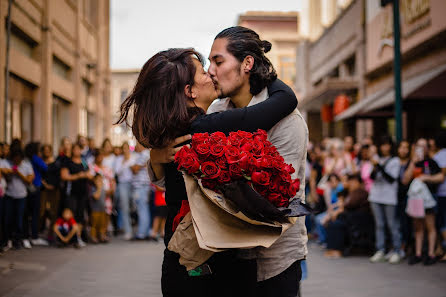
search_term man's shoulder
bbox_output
[207,98,232,113]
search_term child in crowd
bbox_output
[150,185,167,241]
[53,208,80,248]
[90,174,108,243]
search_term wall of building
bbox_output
[0,0,110,152]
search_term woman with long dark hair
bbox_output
[117,43,297,295]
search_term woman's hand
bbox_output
[150,135,191,165]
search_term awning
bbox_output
[335,63,446,121]
[299,78,358,111]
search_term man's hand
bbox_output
[150,135,191,165]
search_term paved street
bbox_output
[0,239,445,297]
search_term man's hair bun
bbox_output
[261,40,272,53]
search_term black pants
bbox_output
[257,260,302,297]
[23,189,41,239]
[161,249,257,297]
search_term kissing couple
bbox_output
[117,26,308,297]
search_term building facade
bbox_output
[296,0,363,142]
[238,11,300,91]
[110,69,139,147]
[0,0,110,152]
[336,0,446,142]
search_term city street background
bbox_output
[1,240,445,297]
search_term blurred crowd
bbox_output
[0,136,166,253]
[305,133,446,266]
[1,131,446,268]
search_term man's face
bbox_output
[208,38,245,99]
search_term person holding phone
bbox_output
[403,138,444,265]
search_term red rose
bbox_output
[229,163,243,179]
[192,133,209,148]
[271,158,286,172]
[253,184,268,196]
[268,193,289,208]
[195,143,210,159]
[270,176,282,192]
[218,170,231,184]
[284,164,295,174]
[241,142,253,152]
[215,156,228,169]
[288,179,300,197]
[202,179,217,191]
[225,146,242,164]
[253,129,268,142]
[251,170,271,186]
[201,161,221,180]
[239,152,256,173]
[258,155,274,169]
[176,150,200,175]
[209,132,227,145]
[279,171,292,183]
[210,144,226,158]
[251,140,265,157]
[228,132,244,147]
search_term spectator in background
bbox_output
[90,149,115,242]
[3,140,35,249]
[131,142,151,240]
[24,142,48,246]
[433,131,446,262]
[403,138,444,266]
[0,143,7,251]
[53,208,80,248]
[115,142,135,240]
[323,138,352,178]
[397,140,412,256]
[315,173,344,246]
[344,136,356,160]
[353,145,374,192]
[89,174,108,243]
[150,185,167,241]
[325,174,370,258]
[369,136,402,264]
[78,135,94,165]
[60,143,91,247]
[40,144,61,244]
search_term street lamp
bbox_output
[381,0,403,144]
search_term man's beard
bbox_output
[217,67,244,99]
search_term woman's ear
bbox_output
[184,84,197,99]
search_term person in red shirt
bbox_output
[149,185,167,241]
[53,208,80,248]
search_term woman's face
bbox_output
[103,141,113,154]
[380,143,391,156]
[72,145,81,158]
[188,58,218,110]
[122,143,130,155]
[360,147,370,160]
[43,146,52,158]
[398,141,410,159]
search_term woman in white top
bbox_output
[368,136,401,264]
[2,140,34,249]
[114,142,135,240]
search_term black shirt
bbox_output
[162,79,298,246]
[62,159,89,196]
[415,158,441,195]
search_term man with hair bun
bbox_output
[207,26,308,297]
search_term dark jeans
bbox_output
[161,249,257,297]
[257,260,302,297]
[23,188,41,239]
[56,226,78,245]
[0,197,5,246]
[4,196,26,242]
[327,219,347,251]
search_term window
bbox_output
[53,56,72,81]
[345,55,356,77]
[52,96,71,153]
[10,24,37,59]
[278,55,296,86]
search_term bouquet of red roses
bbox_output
[175,129,300,209]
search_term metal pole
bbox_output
[393,0,403,143]
[4,0,14,142]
